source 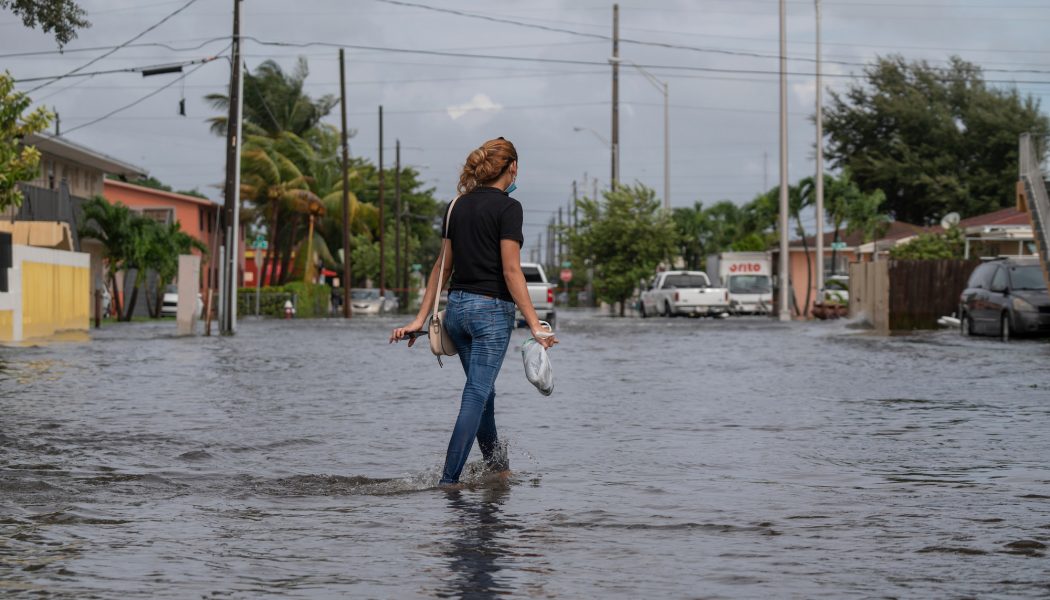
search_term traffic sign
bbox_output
[252,234,268,250]
[830,241,847,250]
[560,268,573,283]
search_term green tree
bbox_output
[568,184,675,315]
[78,197,157,321]
[824,55,1049,224]
[145,221,207,317]
[888,226,965,260]
[1,0,88,46]
[0,72,52,213]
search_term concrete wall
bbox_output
[0,245,90,343]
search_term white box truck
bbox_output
[706,252,773,315]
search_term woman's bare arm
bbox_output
[390,239,453,345]
[501,239,557,348]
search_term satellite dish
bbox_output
[940,212,961,229]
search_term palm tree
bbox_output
[79,196,134,318]
[240,132,323,285]
[206,57,336,138]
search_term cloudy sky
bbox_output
[5,0,1049,255]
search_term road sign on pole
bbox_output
[560,268,573,283]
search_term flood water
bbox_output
[2,311,1050,598]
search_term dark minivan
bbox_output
[959,257,1050,340]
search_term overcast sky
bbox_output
[5,0,1050,254]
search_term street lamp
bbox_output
[573,126,611,149]
[609,57,670,211]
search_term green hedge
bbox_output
[237,282,332,318]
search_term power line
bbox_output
[25,0,203,94]
[0,37,230,60]
[373,0,1050,74]
[62,54,223,135]
[12,55,224,84]
[242,38,1050,85]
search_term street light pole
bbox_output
[615,59,670,210]
[611,3,620,189]
[814,0,825,296]
[777,0,791,322]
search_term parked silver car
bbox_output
[349,288,390,315]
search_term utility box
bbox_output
[176,254,201,336]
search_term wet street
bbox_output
[2,311,1050,598]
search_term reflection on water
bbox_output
[1,314,1049,597]
[439,484,514,599]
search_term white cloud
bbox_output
[446,94,503,120]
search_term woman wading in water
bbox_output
[390,137,557,485]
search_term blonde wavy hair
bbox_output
[457,137,518,195]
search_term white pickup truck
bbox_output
[639,270,730,318]
[519,262,557,330]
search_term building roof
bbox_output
[958,206,1032,228]
[22,132,147,179]
[104,179,219,208]
[789,220,929,249]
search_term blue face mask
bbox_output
[505,182,517,195]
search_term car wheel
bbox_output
[960,313,973,336]
[1000,312,1012,342]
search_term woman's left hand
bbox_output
[390,317,427,346]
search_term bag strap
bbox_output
[433,195,462,320]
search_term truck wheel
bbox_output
[664,301,674,317]
[640,303,648,318]
[546,314,557,331]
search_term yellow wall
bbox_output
[21,261,89,340]
[0,310,13,342]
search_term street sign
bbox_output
[561,261,572,268]
[560,268,573,283]
[830,242,847,250]
[252,234,268,250]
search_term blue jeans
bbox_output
[440,290,515,484]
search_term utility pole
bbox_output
[220,0,243,335]
[395,139,402,309]
[777,0,790,322]
[611,3,620,189]
[763,151,769,191]
[663,79,669,210]
[557,206,563,266]
[54,110,60,136]
[339,47,352,318]
[572,179,578,233]
[814,0,825,296]
[378,105,385,295]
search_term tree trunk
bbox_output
[263,206,279,286]
[619,299,626,317]
[279,214,301,285]
[153,277,164,318]
[801,230,812,317]
[109,272,122,319]
[121,270,140,322]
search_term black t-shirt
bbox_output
[442,186,524,301]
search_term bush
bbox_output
[237,282,331,318]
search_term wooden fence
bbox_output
[850,259,981,333]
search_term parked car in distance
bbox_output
[640,270,730,317]
[161,284,203,317]
[959,257,1050,340]
[518,262,557,330]
[349,288,391,316]
[822,275,849,305]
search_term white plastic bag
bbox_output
[521,322,554,396]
